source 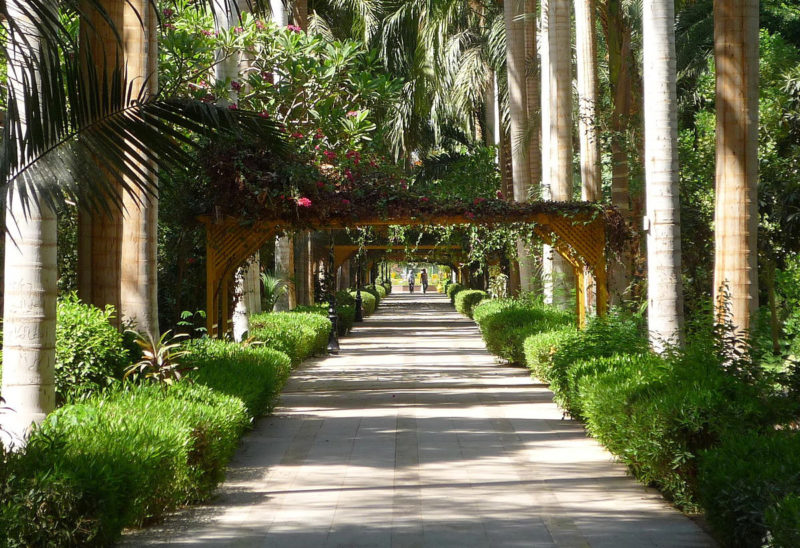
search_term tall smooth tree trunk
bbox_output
[292,0,308,29]
[548,0,574,308]
[79,0,124,325]
[274,234,296,310]
[603,0,634,303]
[505,0,536,292]
[120,0,159,338]
[643,0,684,351]
[540,0,555,303]
[713,0,759,335]
[1,0,57,446]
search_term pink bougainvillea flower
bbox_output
[228,103,238,110]
[317,181,325,188]
[233,26,244,33]
[496,190,504,199]
[420,197,429,202]
[346,110,359,117]
[369,160,378,168]
[255,20,266,30]
[473,197,486,205]
[344,168,355,181]
[163,8,174,18]
[341,198,350,205]
[201,29,214,37]
[314,128,324,139]
[287,24,302,33]
[259,110,270,118]
[323,150,337,161]
[290,131,304,139]
[164,23,176,30]
[230,81,241,91]
[297,197,312,207]
[261,71,274,83]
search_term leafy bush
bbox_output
[471,299,573,364]
[446,282,464,304]
[383,282,391,295]
[523,327,575,382]
[294,303,354,337]
[55,294,130,403]
[699,432,800,547]
[581,347,774,511]
[250,311,331,366]
[374,284,387,300]
[184,338,291,417]
[350,289,376,316]
[360,286,381,306]
[454,289,488,318]
[0,383,249,545]
[547,313,649,415]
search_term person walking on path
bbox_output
[407,270,415,293]
[420,269,429,294]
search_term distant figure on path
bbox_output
[408,271,415,293]
[420,269,428,294]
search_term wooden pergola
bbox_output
[201,209,611,337]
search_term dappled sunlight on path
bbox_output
[123,293,714,547]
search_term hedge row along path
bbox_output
[123,293,714,547]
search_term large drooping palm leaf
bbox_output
[1,0,287,215]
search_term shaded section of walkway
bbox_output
[124,293,714,547]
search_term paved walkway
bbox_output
[124,293,714,547]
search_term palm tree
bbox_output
[642,0,684,351]
[575,0,600,202]
[547,0,574,308]
[1,0,284,442]
[712,0,759,336]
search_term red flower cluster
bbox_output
[314,128,325,140]
[287,24,302,33]
[345,150,361,165]
[290,131,304,139]
[297,197,312,207]
[230,81,241,91]
[323,150,337,161]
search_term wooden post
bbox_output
[575,265,586,328]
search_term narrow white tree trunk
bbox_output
[548,0,574,308]
[540,0,555,303]
[713,0,759,335]
[643,0,684,351]
[505,0,536,292]
[275,234,296,310]
[1,0,57,446]
[245,252,262,315]
[484,71,497,148]
[121,0,159,338]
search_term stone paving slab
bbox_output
[122,293,715,547]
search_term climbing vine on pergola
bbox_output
[202,200,625,336]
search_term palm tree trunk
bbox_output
[2,0,57,445]
[643,0,684,351]
[505,0,536,292]
[79,0,124,325]
[540,0,555,303]
[549,0,574,308]
[292,0,308,29]
[713,0,759,335]
[120,0,159,338]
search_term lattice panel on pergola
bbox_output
[201,210,609,337]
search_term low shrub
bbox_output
[446,283,465,304]
[547,313,649,415]
[454,289,488,319]
[55,294,130,403]
[471,299,573,364]
[523,327,575,382]
[360,286,381,306]
[294,303,354,337]
[581,347,774,511]
[249,311,331,365]
[699,431,800,547]
[374,284,387,300]
[383,282,391,295]
[350,290,376,316]
[183,338,292,417]
[0,383,249,545]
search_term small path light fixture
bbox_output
[327,231,340,354]
[354,254,364,322]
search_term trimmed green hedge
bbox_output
[360,286,381,306]
[184,338,291,416]
[454,289,488,319]
[0,383,249,545]
[472,298,573,364]
[350,290,376,316]
[523,327,574,382]
[249,311,331,365]
[374,284,387,300]
[446,282,465,304]
[699,431,800,547]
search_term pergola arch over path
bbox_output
[202,206,619,336]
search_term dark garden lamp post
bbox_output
[326,232,340,354]
[354,255,364,322]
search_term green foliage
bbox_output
[249,311,331,365]
[351,290,376,316]
[580,346,775,511]
[446,282,465,304]
[547,313,649,416]
[523,327,575,382]
[374,284,387,300]
[454,289,488,319]
[411,146,500,202]
[294,303,354,337]
[0,383,249,545]
[471,299,573,365]
[360,286,381,306]
[124,331,192,386]
[699,432,800,547]
[54,294,129,404]
[183,338,291,417]
[260,271,288,312]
